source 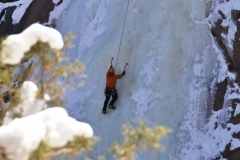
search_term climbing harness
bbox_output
[115,0,130,69]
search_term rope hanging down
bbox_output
[115,0,130,69]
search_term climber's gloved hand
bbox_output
[110,65,113,68]
[122,70,125,75]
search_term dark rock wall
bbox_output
[0,5,17,36]
[232,10,240,71]
[0,0,58,37]
[212,4,240,160]
[0,0,18,2]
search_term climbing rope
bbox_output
[115,0,130,69]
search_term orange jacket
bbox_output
[106,72,123,88]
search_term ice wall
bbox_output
[56,0,216,159]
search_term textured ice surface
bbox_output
[56,0,216,159]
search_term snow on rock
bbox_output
[0,0,33,24]
[52,0,61,4]
[234,104,240,117]
[0,107,93,160]
[1,23,64,65]
[210,0,240,74]
[209,0,240,26]
[205,0,240,157]
[45,0,71,25]
[209,0,240,54]
[11,0,33,25]
[0,9,6,23]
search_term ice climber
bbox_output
[102,58,126,114]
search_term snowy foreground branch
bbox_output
[1,23,63,65]
[0,24,93,160]
[0,101,93,160]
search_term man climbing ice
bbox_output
[102,57,127,114]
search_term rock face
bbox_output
[0,0,61,37]
[0,5,17,36]
[0,0,18,2]
[211,4,240,160]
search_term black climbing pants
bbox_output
[102,88,118,111]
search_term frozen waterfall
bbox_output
[56,0,216,159]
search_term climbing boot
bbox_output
[102,110,107,114]
[108,105,116,109]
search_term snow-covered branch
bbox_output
[0,23,93,160]
[1,23,64,65]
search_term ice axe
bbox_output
[111,57,114,66]
[124,63,128,71]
